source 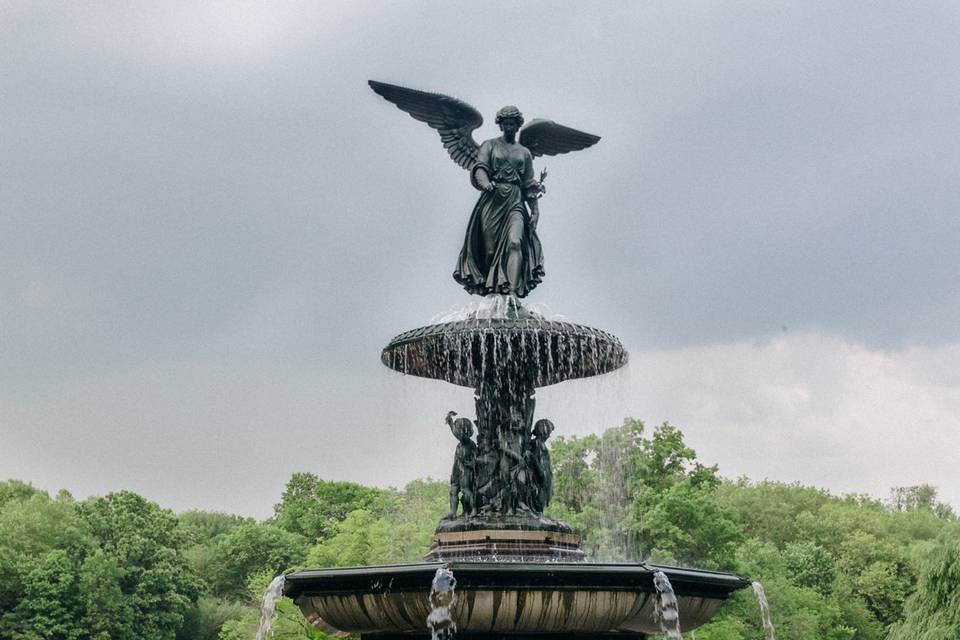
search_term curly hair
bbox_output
[495,105,524,126]
[533,418,555,438]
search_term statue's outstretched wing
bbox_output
[369,80,483,170]
[519,119,601,158]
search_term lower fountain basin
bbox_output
[284,561,750,638]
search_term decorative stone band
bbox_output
[382,319,628,388]
[435,529,582,546]
[426,528,585,563]
[284,562,751,638]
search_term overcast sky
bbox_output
[3,1,959,518]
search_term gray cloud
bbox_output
[2,2,959,515]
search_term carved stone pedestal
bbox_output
[426,516,584,562]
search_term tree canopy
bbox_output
[0,486,201,640]
[1,418,956,640]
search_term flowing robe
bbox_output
[453,138,544,297]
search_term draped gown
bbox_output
[453,137,544,298]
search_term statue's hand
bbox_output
[474,167,495,192]
[528,204,540,229]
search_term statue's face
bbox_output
[499,118,521,137]
[454,418,473,440]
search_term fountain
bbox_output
[282,81,752,637]
[255,575,287,640]
[752,581,776,640]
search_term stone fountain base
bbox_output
[427,514,583,562]
[284,561,752,638]
[315,303,755,636]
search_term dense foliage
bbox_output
[0,485,201,640]
[1,419,957,639]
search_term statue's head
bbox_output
[495,105,524,131]
[452,417,474,440]
[533,419,555,440]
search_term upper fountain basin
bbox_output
[382,318,628,388]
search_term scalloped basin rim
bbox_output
[283,561,751,599]
[381,318,629,388]
[285,562,751,636]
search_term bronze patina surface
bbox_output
[369,81,599,299]
[382,318,628,389]
[285,562,752,638]
[382,316,627,538]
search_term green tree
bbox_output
[307,509,388,567]
[1,549,84,640]
[78,550,135,640]
[547,419,742,567]
[0,491,96,637]
[207,523,308,598]
[710,477,951,637]
[179,511,254,546]
[716,479,833,547]
[888,524,960,640]
[698,538,862,640]
[782,541,834,596]
[0,486,203,640]
[889,484,956,519]
[631,476,743,570]
[273,473,384,541]
[0,480,42,508]
[176,596,248,640]
[76,492,202,640]
[306,479,447,568]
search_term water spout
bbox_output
[255,574,285,640]
[427,566,457,640]
[652,570,682,639]
[752,581,775,640]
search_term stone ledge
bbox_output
[434,528,582,546]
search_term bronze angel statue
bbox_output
[369,80,600,298]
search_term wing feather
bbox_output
[519,119,601,158]
[369,80,483,170]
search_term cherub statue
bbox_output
[444,411,477,519]
[528,418,555,513]
[369,81,600,298]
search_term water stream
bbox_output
[427,566,458,640]
[752,581,775,640]
[255,574,286,640]
[652,570,682,639]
